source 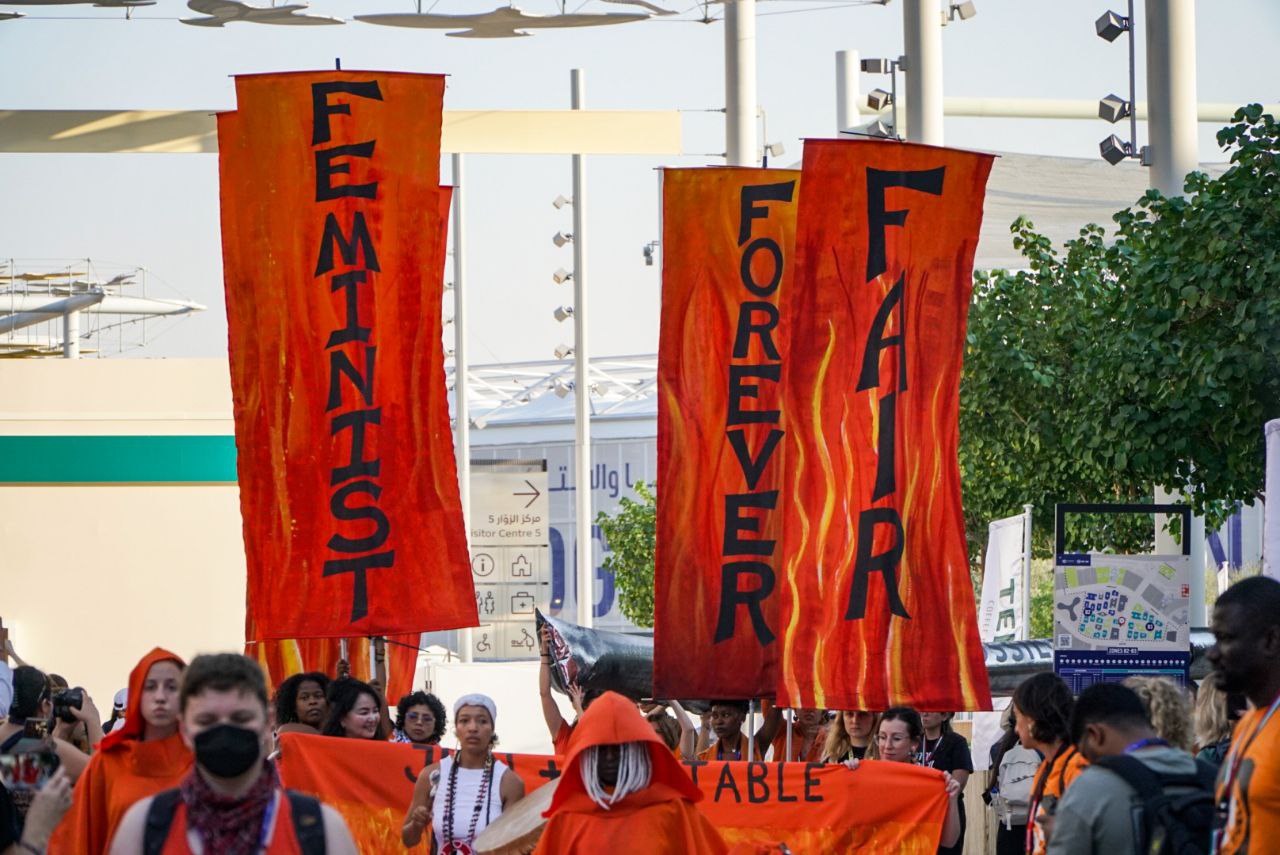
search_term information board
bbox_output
[468,460,549,660]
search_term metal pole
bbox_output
[62,310,79,359]
[784,708,794,761]
[902,0,943,144]
[571,69,594,629]
[1190,513,1207,626]
[835,50,861,135]
[1022,503,1034,641]
[723,0,758,166]
[1145,0,1199,196]
[747,706,756,761]
[453,153,475,663]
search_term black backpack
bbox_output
[142,788,326,855]
[1093,754,1216,855]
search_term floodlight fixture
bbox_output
[1098,94,1131,124]
[552,379,574,398]
[1099,134,1133,166]
[553,231,573,248]
[867,88,893,111]
[552,194,572,209]
[860,57,893,74]
[948,1,977,21]
[554,343,575,360]
[764,142,786,158]
[552,267,573,284]
[553,305,574,322]
[642,241,658,267]
[865,119,896,139]
[472,416,488,430]
[1095,9,1129,42]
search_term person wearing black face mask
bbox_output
[109,653,357,855]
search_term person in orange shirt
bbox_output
[535,691,728,855]
[769,708,828,763]
[1012,672,1087,855]
[1207,575,1280,854]
[695,702,778,763]
[50,647,192,854]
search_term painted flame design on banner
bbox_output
[654,167,800,701]
[778,140,994,711]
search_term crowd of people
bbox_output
[0,573,1276,854]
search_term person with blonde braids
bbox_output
[535,691,727,854]
[1122,675,1193,752]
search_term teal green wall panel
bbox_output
[0,436,238,483]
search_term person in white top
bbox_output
[400,693,525,853]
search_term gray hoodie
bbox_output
[1046,746,1199,855]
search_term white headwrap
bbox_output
[0,663,12,718]
[453,693,497,722]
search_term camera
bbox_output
[51,688,84,724]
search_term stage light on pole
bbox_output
[1095,9,1129,42]
[642,241,658,267]
[552,267,573,284]
[1098,94,1131,124]
[1099,134,1132,165]
[553,379,573,398]
[552,194,572,210]
[553,231,574,248]
[949,1,977,21]
[554,343,574,360]
[553,305,574,322]
[860,57,892,74]
[472,415,488,430]
[867,88,893,111]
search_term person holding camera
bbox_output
[51,648,192,854]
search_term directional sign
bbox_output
[469,460,550,661]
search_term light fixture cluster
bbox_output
[1094,4,1147,166]
[860,56,904,139]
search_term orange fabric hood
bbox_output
[544,691,702,817]
[98,647,185,751]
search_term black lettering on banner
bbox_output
[714,562,776,645]
[844,167,945,626]
[315,142,378,202]
[311,78,396,624]
[726,363,782,426]
[865,167,944,281]
[803,763,824,802]
[846,506,911,620]
[715,180,793,647]
[315,212,381,276]
[714,764,742,803]
[726,428,783,492]
[312,80,383,145]
[722,491,779,556]
[775,762,798,802]
[746,762,770,803]
[683,759,708,787]
[327,347,377,412]
[327,480,391,553]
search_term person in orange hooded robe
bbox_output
[49,648,192,853]
[534,691,728,855]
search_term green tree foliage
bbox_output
[595,480,657,627]
[962,105,1280,559]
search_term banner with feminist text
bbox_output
[654,167,800,700]
[778,140,994,711]
[277,733,948,852]
[218,72,475,640]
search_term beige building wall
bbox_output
[0,359,247,711]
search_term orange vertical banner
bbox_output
[655,167,799,699]
[778,140,993,711]
[218,72,476,641]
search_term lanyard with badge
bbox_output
[1212,694,1280,853]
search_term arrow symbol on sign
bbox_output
[514,479,541,508]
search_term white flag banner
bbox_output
[979,514,1027,643]
[969,697,1012,772]
[1266,420,1280,580]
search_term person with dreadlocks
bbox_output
[400,694,524,852]
[534,691,728,854]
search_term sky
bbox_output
[1,0,1277,363]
